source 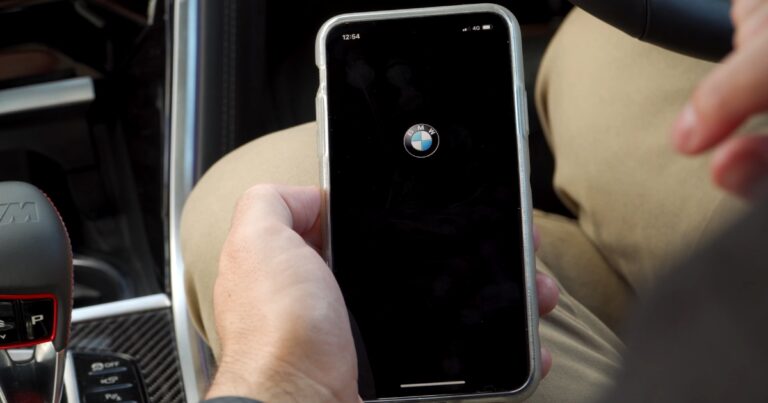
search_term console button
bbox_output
[0,301,14,317]
[20,299,54,341]
[0,317,14,331]
[85,385,140,402]
[87,357,130,375]
[0,301,17,333]
[89,368,132,389]
[0,301,19,346]
[74,353,147,402]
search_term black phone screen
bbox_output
[325,11,530,399]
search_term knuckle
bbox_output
[233,184,280,216]
[732,0,747,25]
[731,4,741,26]
[239,184,279,204]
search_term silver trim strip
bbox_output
[0,77,95,117]
[64,352,81,403]
[171,0,207,400]
[6,349,34,362]
[73,256,120,273]
[50,348,67,403]
[72,294,171,323]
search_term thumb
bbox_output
[231,185,324,248]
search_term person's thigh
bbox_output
[535,8,749,293]
[181,123,623,402]
[534,211,632,333]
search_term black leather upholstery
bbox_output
[570,0,733,61]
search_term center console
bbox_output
[0,0,209,401]
[69,296,189,402]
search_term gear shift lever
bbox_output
[0,182,73,403]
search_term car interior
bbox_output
[0,0,732,401]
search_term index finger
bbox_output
[672,32,768,154]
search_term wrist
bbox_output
[207,352,336,403]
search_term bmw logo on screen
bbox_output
[404,124,440,158]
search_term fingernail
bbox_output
[673,104,699,153]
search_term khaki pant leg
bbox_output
[535,211,632,333]
[535,8,748,293]
[181,123,623,402]
[533,258,623,403]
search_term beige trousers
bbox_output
[181,9,747,402]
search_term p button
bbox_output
[21,299,55,341]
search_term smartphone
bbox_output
[316,4,539,401]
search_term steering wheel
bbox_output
[569,0,733,61]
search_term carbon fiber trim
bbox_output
[70,309,186,403]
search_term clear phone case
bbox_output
[315,4,540,402]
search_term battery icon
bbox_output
[482,24,492,30]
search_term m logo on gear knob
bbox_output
[0,202,38,226]
[404,124,440,158]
